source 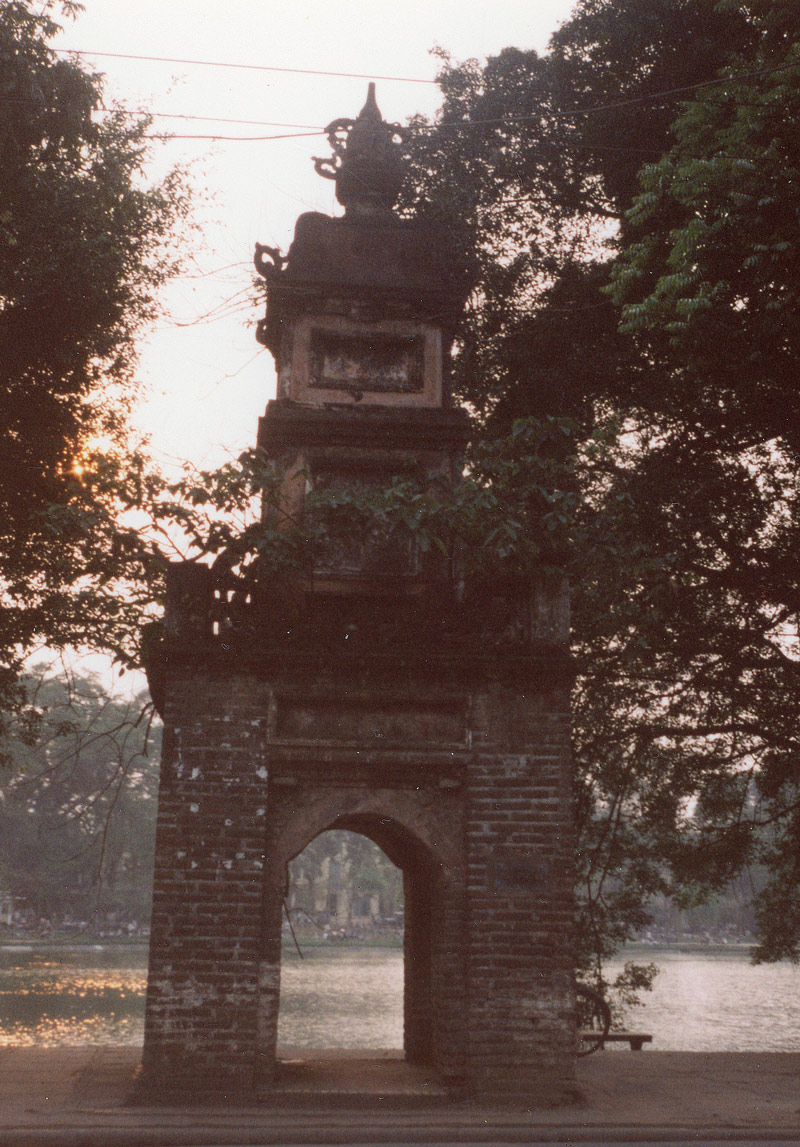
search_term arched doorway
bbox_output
[256,787,466,1085]
[279,829,405,1051]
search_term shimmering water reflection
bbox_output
[0,945,147,1047]
[278,947,403,1048]
[610,947,800,1052]
[2,943,800,1050]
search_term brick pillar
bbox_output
[403,864,433,1064]
[255,881,283,1084]
[465,682,576,1103]
[139,672,271,1096]
[428,867,468,1088]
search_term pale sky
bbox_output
[53,1,578,470]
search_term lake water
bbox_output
[1,943,799,1051]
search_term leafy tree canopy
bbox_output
[0,2,191,705]
[393,0,800,969]
[398,0,754,432]
[602,0,800,961]
[0,666,159,927]
[609,1,800,452]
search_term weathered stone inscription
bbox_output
[275,697,466,744]
[309,329,424,394]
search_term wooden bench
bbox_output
[587,1032,653,1051]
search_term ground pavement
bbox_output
[0,1046,798,1145]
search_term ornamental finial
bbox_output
[313,83,406,217]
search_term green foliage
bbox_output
[398,0,751,434]
[306,417,584,580]
[135,418,588,606]
[547,0,755,217]
[396,0,800,974]
[0,668,159,926]
[571,426,800,960]
[599,3,800,963]
[610,7,800,452]
[0,2,191,706]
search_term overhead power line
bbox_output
[121,110,322,130]
[54,48,437,85]
[33,51,800,146]
[0,95,324,131]
[416,59,800,131]
[54,46,800,110]
[150,129,325,142]
[543,58,800,119]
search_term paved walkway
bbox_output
[0,1046,798,1144]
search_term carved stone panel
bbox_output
[309,329,424,395]
[274,696,468,747]
[289,316,442,407]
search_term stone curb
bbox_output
[1,1122,799,1146]
[3,1049,798,1144]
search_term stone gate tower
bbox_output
[140,86,575,1104]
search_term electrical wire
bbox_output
[5,52,798,145]
[149,129,324,142]
[51,46,800,122]
[113,110,323,130]
[54,48,437,85]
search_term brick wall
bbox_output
[140,672,271,1094]
[465,683,576,1102]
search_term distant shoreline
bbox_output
[0,936,755,955]
[622,940,755,955]
[0,937,150,949]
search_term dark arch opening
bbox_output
[277,813,440,1065]
[334,813,437,1065]
[278,829,404,1053]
